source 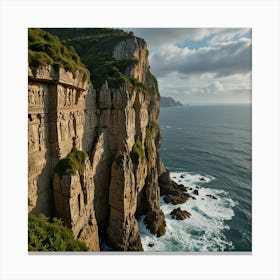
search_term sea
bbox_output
[138,104,252,252]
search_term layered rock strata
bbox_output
[28,66,96,216]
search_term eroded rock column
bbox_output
[53,157,99,251]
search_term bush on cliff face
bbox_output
[54,147,88,178]
[28,214,89,251]
[130,139,146,165]
[28,28,89,80]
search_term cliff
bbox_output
[28,28,168,251]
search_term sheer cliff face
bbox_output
[28,33,166,251]
[99,37,166,250]
[28,66,96,215]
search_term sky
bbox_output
[125,28,252,105]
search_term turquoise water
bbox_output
[138,105,252,252]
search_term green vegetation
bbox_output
[145,144,152,161]
[130,139,146,165]
[54,147,88,179]
[146,121,159,138]
[28,214,89,251]
[44,28,147,90]
[28,28,89,80]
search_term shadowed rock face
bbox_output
[28,31,168,251]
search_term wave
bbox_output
[138,171,237,252]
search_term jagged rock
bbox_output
[148,243,155,247]
[193,189,199,195]
[170,207,191,220]
[206,194,218,200]
[200,177,206,182]
[159,170,190,205]
[144,209,166,237]
[144,168,166,237]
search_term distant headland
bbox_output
[160,96,183,107]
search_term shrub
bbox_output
[146,121,159,137]
[130,139,146,165]
[28,28,90,81]
[54,147,88,178]
[28,214,89,251]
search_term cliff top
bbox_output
[28,28,90,81]
[44,28,146,90]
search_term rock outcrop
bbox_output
[159,170,191,205]
[170,207,191,220]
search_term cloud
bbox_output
[209,28,251,44]
[150,38,251,78]
[124,28,251,48]
[123,28,252,105]
[212,81,224,92]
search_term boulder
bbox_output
[193,189,199,195]
[170,207,191,220]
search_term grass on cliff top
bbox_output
[54,147,88,179]
[28,28,90,81]
[43,28,147,90]
[28,214,89,251]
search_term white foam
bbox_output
[138,171,237,252]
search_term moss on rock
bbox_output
[28,28,90,80]
[130,139,146,165]
[54,147,88,179]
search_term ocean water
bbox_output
[138,105,252,252]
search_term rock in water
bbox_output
[192,189,199,195]
[170,207,191,220]
[159,170,191,205]
[206,194,218,200]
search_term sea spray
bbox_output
[138,171,236,252]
